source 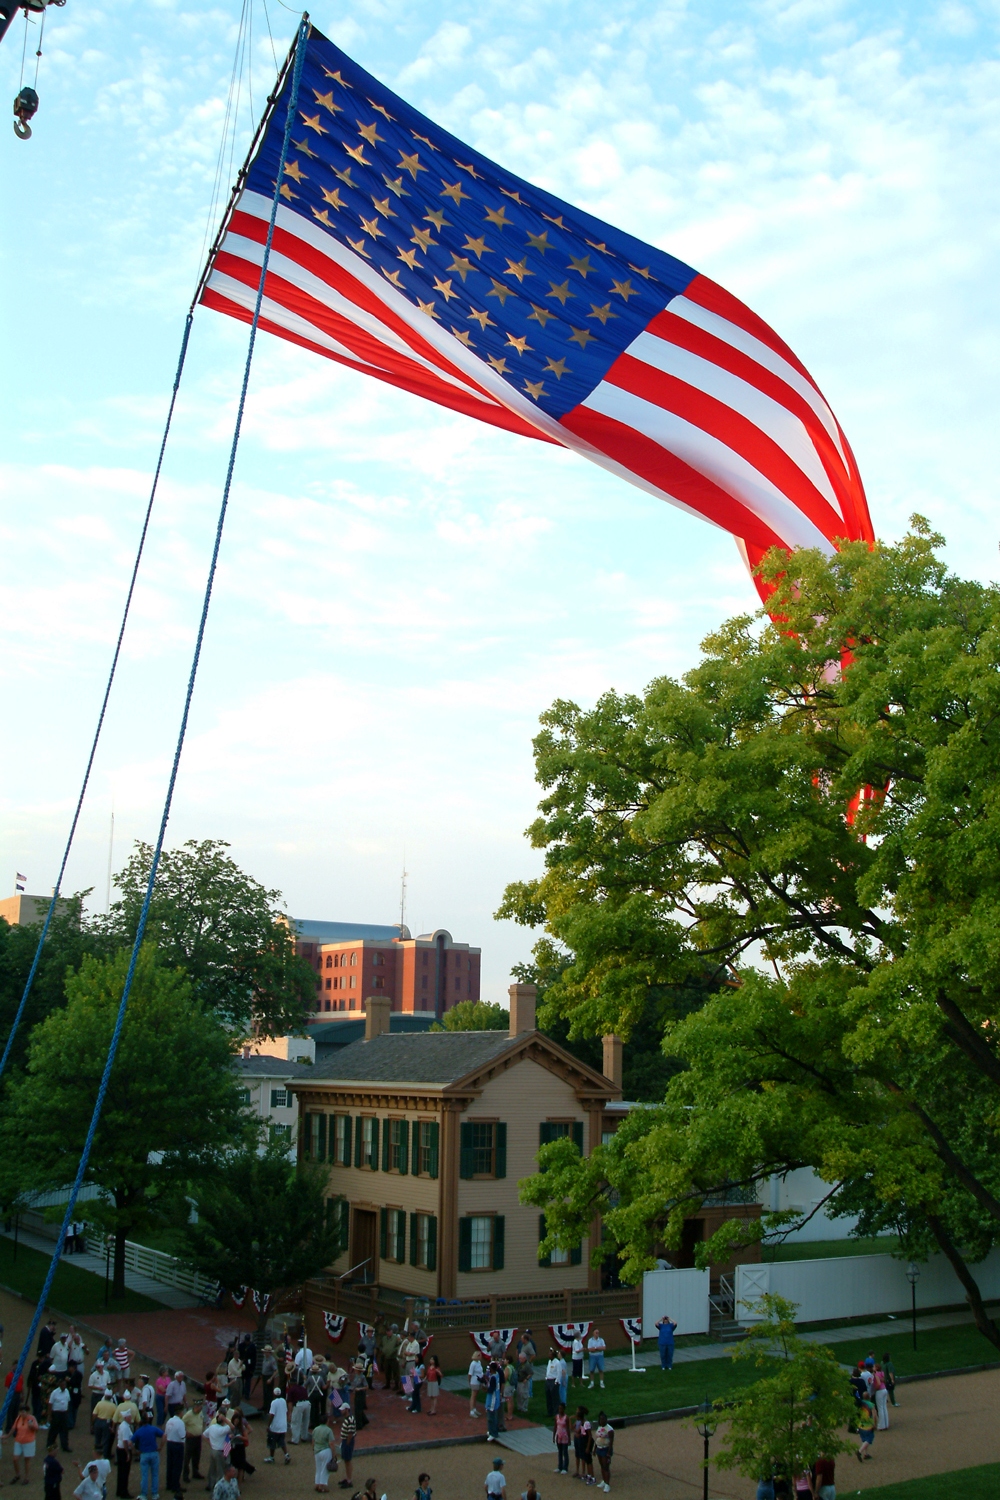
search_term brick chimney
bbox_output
[508,982,536,1035]
[365,994,391,1041]
[602,1034,623,1095]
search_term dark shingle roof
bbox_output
[235,1055,315,1078]
[304,1030,521,1086]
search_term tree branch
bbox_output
[935,991,1000,1090]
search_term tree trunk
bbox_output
[113,1225,128,1300]
[925,1213,1000,1352]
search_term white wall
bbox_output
[642,1267,710,1337]
[760,1168,859,1243]
[736,1249,1000,1325]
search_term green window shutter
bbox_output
[343,1115,352,1167]
[381,1119,390,1172]
[540,1122,554,1147]
[458,1216,472,1273]
[539,1213,551,1268]
[459,1121,474,1179]
[396,1212,406,1262]
[354,1118,363,1168]
[570,1242,582,1266]
[318,1114,328,1161]
[427,1214,437,1272]
[572,1121,584,1153]
[429,1121,439,1179]
[492,1214,505,1271]
[371,1117,380,1171]
[379,1207,388,1259]
[495,1122,507,1179]
[411,1122,421,1176]
[409,1213,418,1267]
[400,1120,409,1175]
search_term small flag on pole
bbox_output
[15,874,26,893]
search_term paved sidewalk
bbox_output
[442,1307,977,1392]
[1,1224,196,1307]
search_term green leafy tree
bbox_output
[181,1141,341,1336]
[0,898,115,1073]
[704,1295,855,1486]
[0,945,249,1295]
[101,839,316,1036]
[511,523,1000,1350]
[430,999,509,1031]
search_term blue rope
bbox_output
[0,14,310,1427]
[0,308,195,1086]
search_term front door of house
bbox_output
[352,1208,378,1282]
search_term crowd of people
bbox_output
[465,1328,610,1440]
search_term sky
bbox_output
[1,0,999,1003]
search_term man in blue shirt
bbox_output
[656,1315,677,1371]
[131,1421,163,1500]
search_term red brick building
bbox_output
[294,920,481,1022]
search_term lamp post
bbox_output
[906,1262,920,1351]
[696,1396,717,1500]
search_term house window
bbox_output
[270,1088,289,1109]
[238,1087,251,1106]
[327,1196,349,1256]
[412,1212,437,1271]
[361,1116,378,1169]
[540,1121,585,1149]
[459,1121,506,1179]
[380,1206,406,1262]
[415,1120,439,1177]
[333,1115,352,1166]
[538,1213,581,1268]
[269,1122,290,1142]
[386,1118,409,1172]
[458,1214,504,1271]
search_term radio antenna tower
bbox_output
[399,858,408,935]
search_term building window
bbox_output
[315,977,322,991]
[327,1196,349,1256]
[325,956,332,969]
[238,1087,251,1106]
[412,1212,437,1271]
[459,1121,506,1179]
[351,952,357,966]
[323,999,330,1011]
[374,952,384,965]
[349,995,357,1010]
[380,1206,406,1263]
[325,978,331,990]
[386,1118,408,1172]
[333,1114,352,1166]
[538,1213,581,1268]
[375,977,384,990]
[350,975,356,988]
[270,1088,289,1109]
[415,1120,439,1177]
[269,1122,291,1143]
[360,1116,378,1169]
[540,1121,585,1151]
[458,1214,504,1272]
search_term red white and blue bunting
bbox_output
[469,1329,517,1358]
[549,1322,591,1350]
[358,1322,376,1342]
[323,1313,347,1343]
[620,1317,643,1343]
[252,1289,273,1314]
[230,1287,248,1308]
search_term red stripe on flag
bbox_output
[682,274,819,392]
[643,311,860,531]
[604,353,847,546]
[560,403,788,554]
[200,286,556,444]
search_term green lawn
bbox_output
[839,1323,999,1378]
[0,1235,166,1315]
[765,1236,899,1262]
[842,1464,999,1500]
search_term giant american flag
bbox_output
[200,24,874,595]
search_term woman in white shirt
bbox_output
[468,1357,484,1417]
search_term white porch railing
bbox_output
[84,1232,218,1301]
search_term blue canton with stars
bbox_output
[243,25,699,422]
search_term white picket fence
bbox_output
[735,1248,1000,1325]
[83,1231,217,1301]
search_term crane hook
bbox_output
[13,83,38,138]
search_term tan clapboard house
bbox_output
[291,984,623,1299]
